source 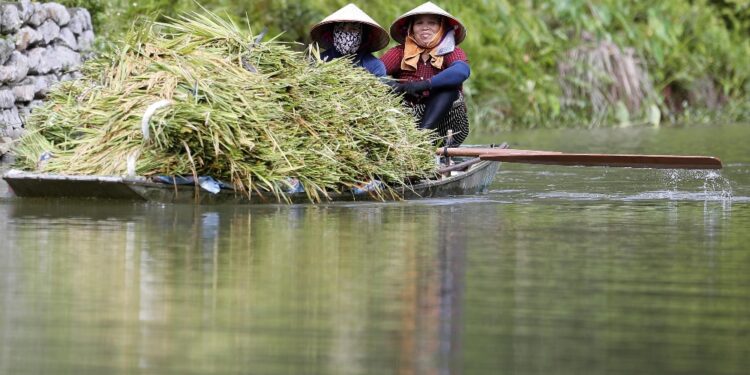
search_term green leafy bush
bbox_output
[57,0,750,129]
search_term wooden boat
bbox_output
[1,149,500,204]
[3,142,722,203]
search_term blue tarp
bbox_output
[152,175,231,194]
[152,175,383,196]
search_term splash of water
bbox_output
[660,169,733,201]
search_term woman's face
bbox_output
[333,22,362,55]
[411,15,442,46]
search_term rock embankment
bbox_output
[1,1,93,144]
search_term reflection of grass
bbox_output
[59,0,749,128]
[5,204,444,373]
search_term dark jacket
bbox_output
[321,49,386,77]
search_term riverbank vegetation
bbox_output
[59,0,750,130]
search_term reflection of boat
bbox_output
[2,146,501,204]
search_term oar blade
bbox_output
[478,153,723,169]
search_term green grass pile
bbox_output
[13,11,436,202]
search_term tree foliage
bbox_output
[58,0,750,128]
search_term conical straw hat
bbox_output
[310,3,390,53]
[389,1,466,45]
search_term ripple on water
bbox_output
[622,190,733,201]
[488,166,742,203]
[534,191,610,200]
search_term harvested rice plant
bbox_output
[14,12,437,201]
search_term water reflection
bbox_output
[436,210,466,375]
[1,193,749,374]
[1,201,481,374]
[395,206,467,375]
[2,124,750,374]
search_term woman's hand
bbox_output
[396,80,431,96]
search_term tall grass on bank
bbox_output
[14,11,436,202]
[558,38,657,127]
[59,0,750,129]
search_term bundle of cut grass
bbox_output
[13,11,436,202]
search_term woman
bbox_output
[309,3,389,77]
[380,2,470,146]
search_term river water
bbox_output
[1,124,748,375]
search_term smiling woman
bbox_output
[380,1,471,147]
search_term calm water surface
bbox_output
[1,124,749,374]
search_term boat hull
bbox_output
[2,160,499,204]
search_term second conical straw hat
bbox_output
[310,3,390,53]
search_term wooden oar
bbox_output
[437,148,723,169]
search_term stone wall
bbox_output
[0,0,92,142]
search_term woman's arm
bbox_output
[397,61,470,95]
[430,61,470,88]
[362,55,386,77]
